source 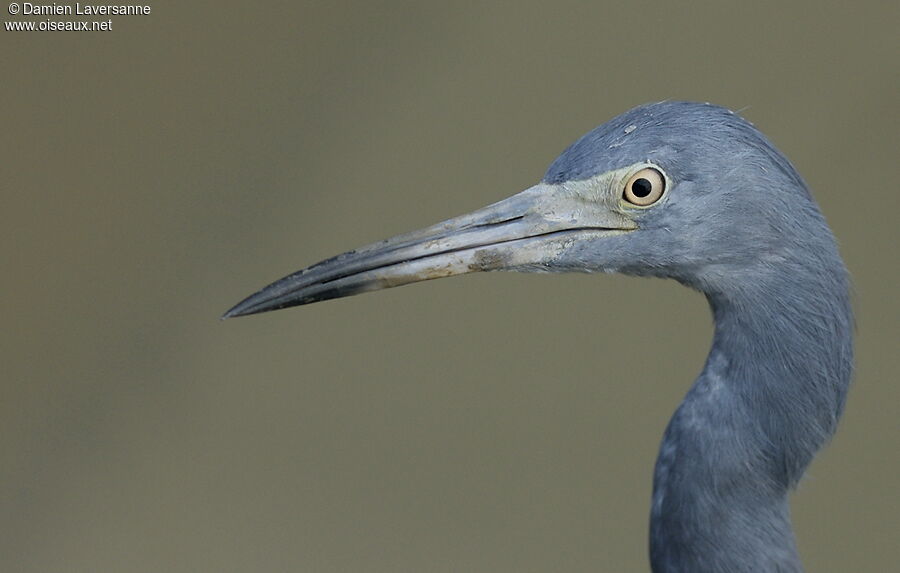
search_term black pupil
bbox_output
[632,178,652,198]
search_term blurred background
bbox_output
[3,2,898,571]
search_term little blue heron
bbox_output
[225,101,853,572]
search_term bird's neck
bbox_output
[650,251,853,572]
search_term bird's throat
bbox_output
[649,255,853,572]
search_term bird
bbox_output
[224,101,853,572]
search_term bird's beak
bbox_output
[223,181,635,318]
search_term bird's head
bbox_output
[225,101,829,317]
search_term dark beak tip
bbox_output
[220,306,244,320]
[221,298,260,320]
[222,287,311,320]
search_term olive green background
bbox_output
[3,2,898,571]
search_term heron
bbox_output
[224,101,853,572]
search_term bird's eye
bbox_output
[623,167,666,207]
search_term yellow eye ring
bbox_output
[623,167,666,206]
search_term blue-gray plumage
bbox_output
[225,101,853,572]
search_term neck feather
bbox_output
[649,243,853,572]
